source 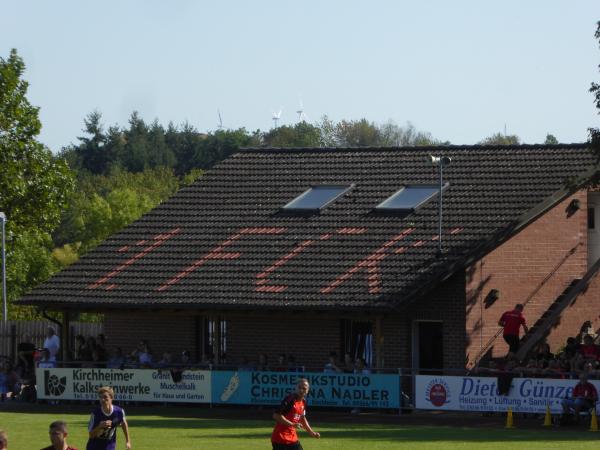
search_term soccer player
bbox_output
[41,421,77,450]
[271,378,320,450]
[86,386,131,450]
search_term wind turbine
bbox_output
[296,96,307,122]
[217,109,223,130]
[272,108,282,128]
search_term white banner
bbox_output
[36,368,212,403]
[416,375,600,414]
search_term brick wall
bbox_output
[465,192,589,363]
[549,269,600,343]
[104,311,197,358]
[104,294,467,371]
[104,311,354,369]
[104,193,590,371]
[382,271,466,369]
[226,314,341,369]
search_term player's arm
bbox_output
[88,415,111,438]
[121,419,131,450]
[521,318,528,334]
[498,314,505,327]
[299,415,320,438]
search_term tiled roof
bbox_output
[20,144,598,311]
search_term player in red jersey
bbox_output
[498,303,528,354]
[41,421,78,450]
[271,378,320,450]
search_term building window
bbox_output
[282,185,353,212]
[340,320,373,368]
[589,208,595,230]
[375,184,448,212]
[203,316,227,364]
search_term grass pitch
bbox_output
[1,404,599,449]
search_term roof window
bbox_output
[375,184,448,212]
[282,185,353,212]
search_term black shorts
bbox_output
[503,334,520,353]
[272,441,303,450]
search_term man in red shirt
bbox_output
[41,421,78,450]
[561,373,598,423]
[271,378,320,450]
[498,303,528,354]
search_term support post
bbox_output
[375,316,384,368]
[1,212,6,323]
[61,311,70,363]
[438,161,443,254]
[398,368,403,416]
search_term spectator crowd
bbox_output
[473,332,600,380]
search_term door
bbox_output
[412,321,443,374]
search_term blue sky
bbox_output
[2,0,599,151]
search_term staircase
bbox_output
[470,245,580,367]
[515,257,600,361]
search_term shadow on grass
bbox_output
[130,418,271,430]
[202,426,600,443]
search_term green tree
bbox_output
[165,122,205,175]
[122,111,150,172]
[0,49,75,318]
[478,132,521,145]
[53,167,180,253]
[262,122,321,147]
[590,21,600,148]
[78,111,110,174]
[544,134,559,145]
[193,128,258,169]
[378,121,441,146]
[333,119,380,147]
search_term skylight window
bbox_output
[282,185,353,212]
[375,184,448,212]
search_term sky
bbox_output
[1,0,599,152]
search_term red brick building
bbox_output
[20,144,600,371]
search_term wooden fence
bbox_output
[0,320,103,361]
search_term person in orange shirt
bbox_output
[271,378,320,450]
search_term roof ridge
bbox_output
[239,143,589,153]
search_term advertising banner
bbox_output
[212,371,400,408]
[36,368,211,403]
[416,375,600,413]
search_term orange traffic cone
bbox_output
[505,407,515,429]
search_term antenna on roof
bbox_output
[217,109,223,130]
[296,96,307,122]
[272,108,282,129]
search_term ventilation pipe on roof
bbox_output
[429,156,452,256]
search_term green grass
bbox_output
[1,405,599,449]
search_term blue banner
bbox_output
[212,371,400,408]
